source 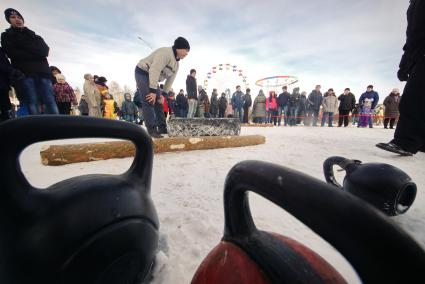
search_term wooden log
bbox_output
[40,135,266,166]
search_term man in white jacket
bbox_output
[135,37,190,138]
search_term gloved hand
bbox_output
[397,68,409,82]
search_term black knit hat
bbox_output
[173,37,190,50]
[4,8,24,24]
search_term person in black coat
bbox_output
[277,86,291,126]
[1,8,58,114]
[175,89,188,117]
[186,69,197,118]
[338,88,356,127]
[242,88,252,123]
[218,93,228,118]
[377,0,425,156]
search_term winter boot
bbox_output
[376,142,413,156]
[147,126,163,139]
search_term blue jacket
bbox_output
[359,91,379,109]
[231,91,245,109]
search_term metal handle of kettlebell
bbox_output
[223,160,425,283]
[323,156,360,188]
[0,116,153,205]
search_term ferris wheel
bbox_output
[203,63,249,91]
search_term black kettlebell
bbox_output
[192,160,425,283]
[0,116,158,284]
[323,156,417,216]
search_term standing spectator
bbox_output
[231,85,245,121]
[1,8,58,114]
[218,92,228,118]
[186,68,197,118]
[266,91,278,125]
[377,0,425,155]
[101,93,118,119]
[338,88,356,127]
[288,87,301,126]
[252,90,267,124]
[49,66,61,85]
[175,89,188,118]
[383,88,401,129]
[52,74,77,115]
[210,88,219,118]
[306,85,323,126]
[298,91,307,125]
[121,92,139,123]
[321,88,338,127]
[277,86,291,126]
[358,85,379,128]
[83,73,102,117]
[135,37,189,138]
[198,86,210,118]
[242,88,252,123]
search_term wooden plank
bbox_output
[40,135,266,166]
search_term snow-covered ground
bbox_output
[20,125,425,284]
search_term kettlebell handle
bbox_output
[0,116,153,206]
[323,156,361,188]
[223,160,425,283]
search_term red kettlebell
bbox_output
[192,160,425,284]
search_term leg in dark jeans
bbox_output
[38,77,59,114]
[135,67,163,137]
[392,58,425,153]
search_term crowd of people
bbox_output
[0,4,423,155]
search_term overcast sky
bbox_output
[2,0,409,98]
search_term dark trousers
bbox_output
[57,102,71,115]
[243,106,249,123]
[135,68,166,131]
[338,110,350,127]
[219,108,225,118]
[384,118,396,129]
[393,56,425,153]
[0,88,11,121]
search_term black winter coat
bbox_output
[176,93,188,111]
[277,91,291,107]
[1,27,50,76]
[210,93,219,115]
[399,0,425,72]
[219,96,227,111]
[243,93,252,108]
[185,75,197,100]
[338,93,356,111]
